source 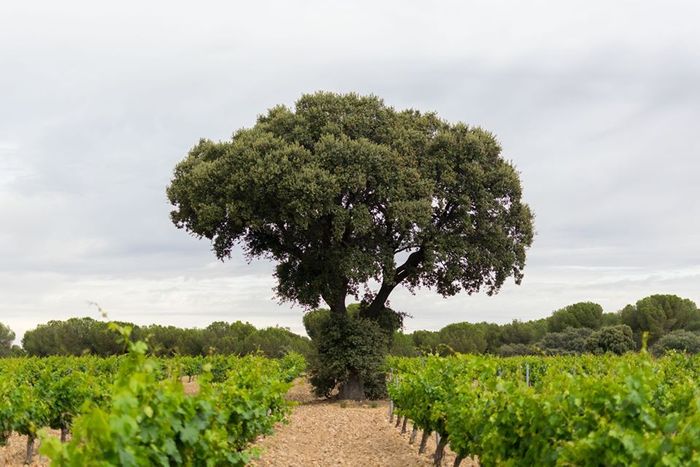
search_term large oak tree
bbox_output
[167,92,534,396]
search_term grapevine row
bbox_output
[0,334,305,465]
[387,353,700,466]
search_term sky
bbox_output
[1,1,699,341]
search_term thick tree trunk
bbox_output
[453,455,464,467]
[60,427,68,442]
[401,416,408,433]
[339,370,364,400]
[395,415,402,428]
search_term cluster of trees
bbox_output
[390,294,700,357]
[14,318,311,358]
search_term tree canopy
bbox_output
[167,92,534,318]
[0,322,15,357]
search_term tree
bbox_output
[585,325,635,355]
[547,302,604,332]
[167,92,534,397]
[620,295,700,345]
[538,327,593,355]
[0,323,15,357]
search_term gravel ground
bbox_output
[0,432,54,466]
[252,379,476,467]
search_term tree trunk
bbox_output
[25,435,35,465]
[419,430,431,454]
[396,415,402,428]
[401,416,408,433]
[454,455,464,467]
[409,425,418,444]
[434,435,448,466]
[60,427,68,442]
[339,370,364,400]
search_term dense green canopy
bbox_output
[167,92,534,316]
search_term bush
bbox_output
[497,343,536,357]
[651,330,700,356]
[538,327,593,355]
[308,316,388,400]
[585,325,635,355]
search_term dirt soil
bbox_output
[0,379,475,466]
[0,431,55,467]
[252,379,475,467]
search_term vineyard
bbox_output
[387,351,700,466]
[4,335,700,465]
[0,327,306,466]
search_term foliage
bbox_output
[585,324,635,355]
[0,323,15,357]
[497,343,536,356]
[652,330,700,356]
[547,302,604,332]
[21,317,311,359]
[167,92,534,317]
[308,316,388,399]
[620,294,700,345]
[39,325,296,466]
[388,353,700,466]
[537,327,593,355]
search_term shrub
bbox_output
[585,325,635,355]
[651,330,700,356]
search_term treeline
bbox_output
[390,294,700,357]
[2,293,698,359]
[11,318,312,358]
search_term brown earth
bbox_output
[251,379,475,467]
[0,431,54,466]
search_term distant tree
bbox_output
[499,319,547,346]
[412,330,441,354]
[601,312,621,326]
[203,321,257,354]
[651,330,700,356]
[620,295,700,345]
[585,325,635,355]
[0,323,15,357]
[547,302,604,332]
[438,322,491,354]
[389,332,419,357]
[538,327,593,355]
[497,343,536,357]
[243,326,312,358]
[167,92,534,398]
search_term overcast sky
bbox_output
[1,1,699,341]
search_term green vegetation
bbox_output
[388,352,700,465]
[388,294,700,357]
[20,318,311,358]
[0,326,306,465]
[167,92,534,398]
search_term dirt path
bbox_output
[252,380,473,467]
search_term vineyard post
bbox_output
[526,363,530,387]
